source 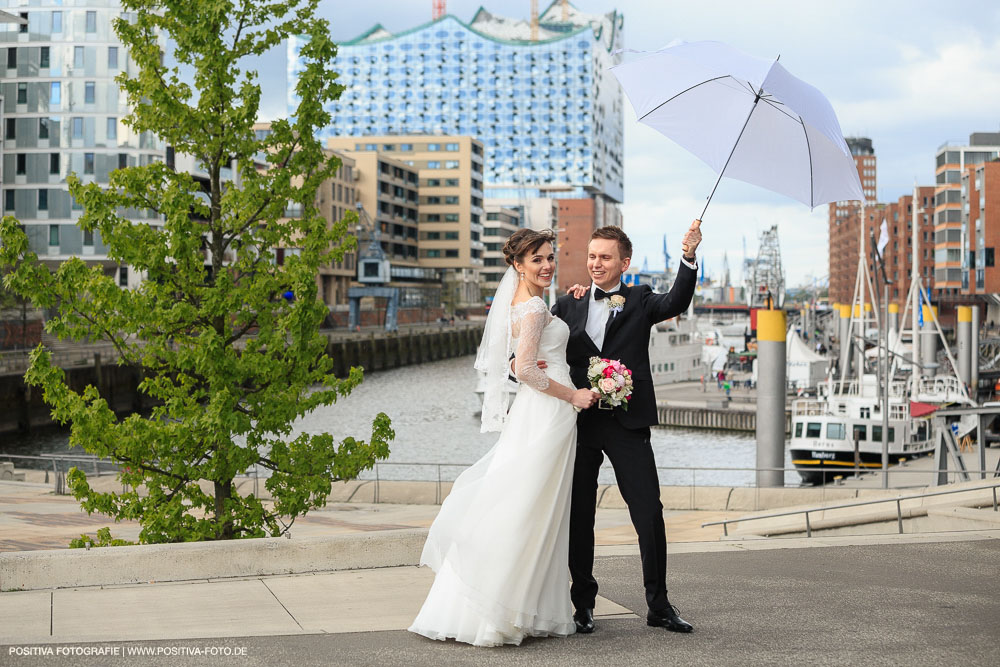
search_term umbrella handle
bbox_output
[699,92,763,222]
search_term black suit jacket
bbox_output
[551,263,697,430]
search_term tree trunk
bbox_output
[214,479,234,539]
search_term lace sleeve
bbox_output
[512,298,552,392]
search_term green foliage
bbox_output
[69,526,136,549]
[0,0,393,542]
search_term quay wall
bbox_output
[0,324,484,435]
[656,404,791,434]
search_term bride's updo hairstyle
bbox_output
[502,228,556,267]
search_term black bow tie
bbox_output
[593,287,617,301]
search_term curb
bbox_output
[0,528,428,592]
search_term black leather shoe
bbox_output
[646,604,693,633]
[573,608,595,634]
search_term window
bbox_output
[52,11,62,33]
[986,248,995,268]
[85,82,95,104]
[444,213,459,222]
[852,425,867,442]
[445,178,459,186]
[18,13,26,33]
[427,161,441,169]
[119,265,129,287]
[805,422,821,438]
[445,143,459,151]
[40,47,49,69]
[427,143,440,151]
[84,153,95,174]
[17,82,27,104]
[16,154,26,175]
[118,153,127,169]
[72,117,83,139]
[444,196,459,204]
[7,47,16,69]
[86,11,97,33]
[50,82,60,105]
[794,423,803,438]
[38,189,48,211]
[4,118,14,140]
[49,225,59,247]
[871,426,896,442]
[74,46,84,68]
[49,153,59,174]
[108,47,118,69]
[445,160,459,169]
[83,229,94,246]
[107,117,117,140]
[4,190,14,211]
[826,423,846,440]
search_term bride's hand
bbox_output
[571,388,598,410]
[566,284,589,300]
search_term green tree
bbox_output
[0,0,393,543]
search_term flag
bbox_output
[877,219,889,258]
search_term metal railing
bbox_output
[354,461,999,506]
[701,481,1000,537]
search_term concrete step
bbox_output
[922,506,1000,531]
[0,462,26,482]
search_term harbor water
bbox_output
[2,356,797,487]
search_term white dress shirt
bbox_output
[584,257,697,351]
[585,282,621,351]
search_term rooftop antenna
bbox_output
[432,0,445,20]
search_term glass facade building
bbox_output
[1,0,163,279]
[288,2,624,208]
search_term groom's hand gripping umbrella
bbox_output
[610,40,864,220]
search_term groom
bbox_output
[552,221,701,635]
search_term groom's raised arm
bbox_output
[641,263,697,323]
[642,219,701,323]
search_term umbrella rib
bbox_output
[638,75,732,121]
[801,118,815,208]
[759,97,799,123]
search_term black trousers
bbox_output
[569,409,669,612]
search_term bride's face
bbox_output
[515,242,555,290]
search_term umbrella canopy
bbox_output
[611,40,864,212]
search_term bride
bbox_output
[408,228,598,647]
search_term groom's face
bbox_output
[587,238,630,291]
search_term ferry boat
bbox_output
[789,374,971,485]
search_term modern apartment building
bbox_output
[327,134,485,309]
[482,203,522,298]
[828,137,877,305]
[0,1,164,287]
[935,132,1000,298]
[290,2,626,273]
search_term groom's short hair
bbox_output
[591,226,632,260]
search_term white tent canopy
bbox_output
[786,329,827,388]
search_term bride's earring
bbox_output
[519,272,525,280]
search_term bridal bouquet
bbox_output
[586,357,634,410]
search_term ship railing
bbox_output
[701,480,1000,537]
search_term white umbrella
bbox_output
[611,40,864,219]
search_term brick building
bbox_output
[828,137,878,305]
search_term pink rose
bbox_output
[599,377,616,393]
[615,375,625,388]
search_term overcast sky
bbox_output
[248,0,1000,287]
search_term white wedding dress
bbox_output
[408,297,578,647]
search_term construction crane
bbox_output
[530,0,538,41]
[432,0,445,20]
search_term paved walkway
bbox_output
[0,479,731,552]
[1,532,998,665]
